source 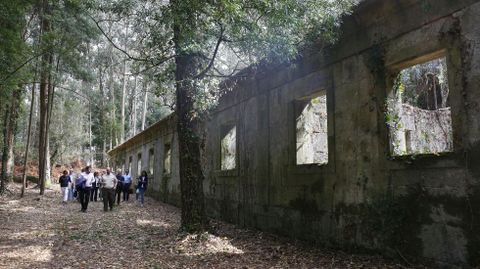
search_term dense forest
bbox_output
[0,0,356,230]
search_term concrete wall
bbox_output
[109,0,480,266]
[391,104,453,156]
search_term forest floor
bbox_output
[0,183,423,269]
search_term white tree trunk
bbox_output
[119,21,129,143]
[141,81,148,131]
[132,76,137,136]
[89,104,93,166]
[45,137,51,187]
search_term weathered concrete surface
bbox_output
[109,0,480,267]
[391,104,453,156]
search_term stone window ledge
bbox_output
[215,169,239,177]
[288,163,330,175]
[387,151,465,170]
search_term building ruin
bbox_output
[109,0,480,266]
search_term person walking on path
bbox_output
[79,166,94,212]
[90,172,100,202]
[68,170,75,201]
[75,169,85,202]
[122,170,132,202]
[115,170,124,205]
[100,168,117,212]
[136,171,148,206]
[58,170,71,204]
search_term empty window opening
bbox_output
[387,56,453,156]
[137,153,142,176]
[221,126,236,170]
[296,95,328,165]
[163,144,171,175]
[149,149,154,177]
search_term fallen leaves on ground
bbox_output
[0,183,426,269]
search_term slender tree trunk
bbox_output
[132,76,137,136]
[120,22,129,143]
[6,106,16,182]
[109,63,117,147]
[89,104,93,166]
[141,80,148,131]
[1,87,22,194]
[21,83,36,197]
[38,0,53,195]
[120,60,127,143]
[44,62,56,189]
[172,3,208,231]
[0,106,11,194]
[99,67,106,166]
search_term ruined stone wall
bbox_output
[109,0,480,266]
[109,115,182,206]
[202,1,480,266]
[391,104,453,155]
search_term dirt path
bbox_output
[0,184,418,269]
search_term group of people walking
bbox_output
[58,166,148,212]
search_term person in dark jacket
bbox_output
[136,171,148,206]
[115,170,124,205]
[58,170,71,204]
[90,172,100,202]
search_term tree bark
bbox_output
[21,83,36,197]
[120,21,129,143]
[88,103,93,166]
[0,105,11,194]
[1,85,22,188]
[0,89,21,193]
[174,53,208,232]
[141,80,148,131]
[132,76,137,136]
[109,63,117,148]
[44,60,57,189]
[172,2,208,230]
[99,67,106,166]
[38,0,53,195]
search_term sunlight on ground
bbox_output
[5,206,38,213]
[136,219,171,228]
[176,232,244,256]
[5,200,19,205]
[8,230,55,240]
[0,245,52,263]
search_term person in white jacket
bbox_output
[78,166,95,212]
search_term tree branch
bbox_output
[192,25,225,80]
[89,14,175,75]
[89,14,149,62]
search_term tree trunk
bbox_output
[120,60,127,143]
[0,89,20,193]
[45,137,51,187]
[38,0,53,195]
[120,22,129,143]
[88,104,93,166]
[172,3,208,230]
[0,106,11,194]
[21,83,36,197]
[109,63,117,147]
[99,67,106,166]
[45,65,56,187]
[141,80,148,131]
[132,76,137,136]
[174,53,208,232]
